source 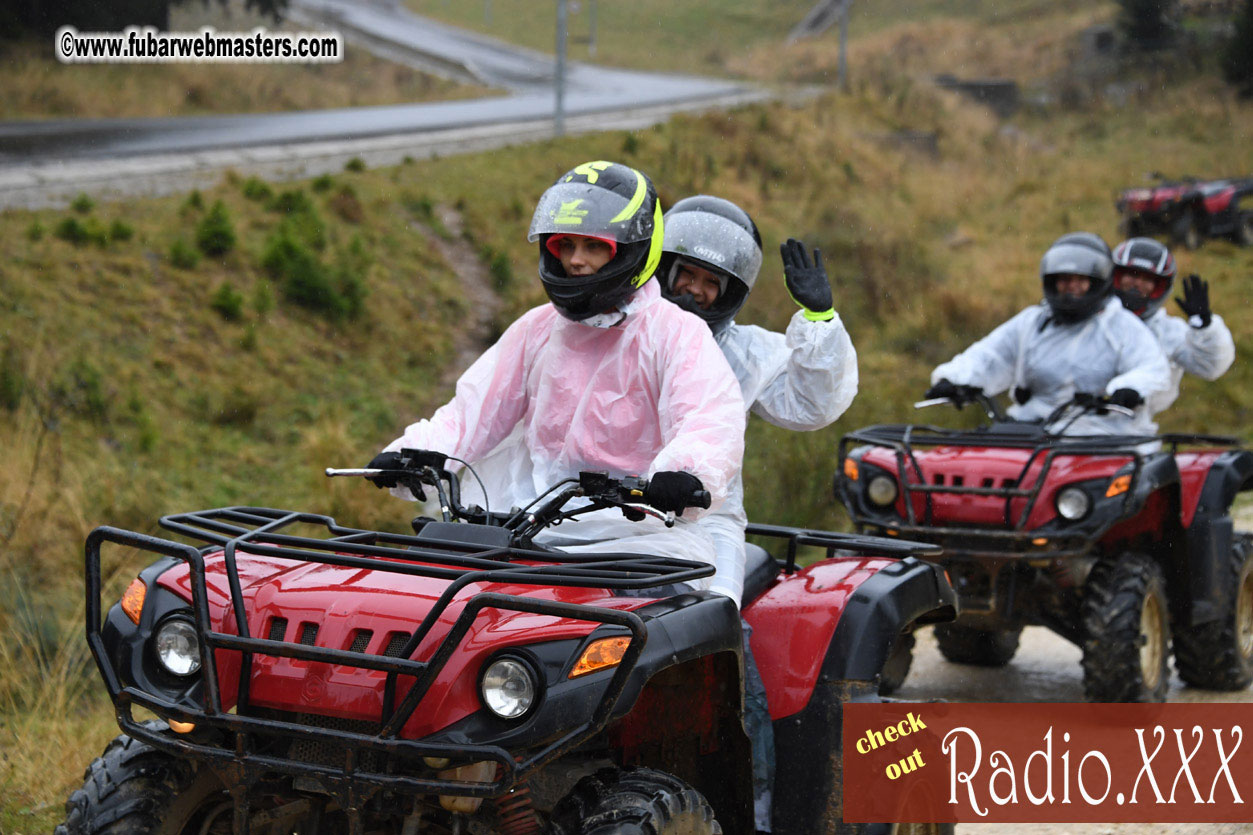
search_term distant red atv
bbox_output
[836,393,1253,703]
[1116,174,1253,249]
[63,451,956,834]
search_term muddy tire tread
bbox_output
[1081,553,1169,702]
[1173,535,1253,690]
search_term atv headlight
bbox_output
[153,617,201,677]
[481,657,536,719]
[866,474,899,507]
[1055,486,1092,521]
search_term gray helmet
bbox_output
[658,195,763,332]
[1039,232,1114,323]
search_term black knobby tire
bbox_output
[551,767,721,835]
[933,623,1021,667]
[1173,534,1253,690]
[1173,207,1203,250]
[1236,212,1253,247]
[878,631,916,695]
[1081,553,1170,702]
[56,722,232,835]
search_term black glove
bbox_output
[924,379,958,400]
[925,379,982,407]
[644,471,705,514]
[1073,391,1102,409]
[1175,274,1212,328]
[1013,386,1032,405]
[365,451,403,489]
[1108,388,1144,410]
[780,238,834,321]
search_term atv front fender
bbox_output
[743,556,956,721]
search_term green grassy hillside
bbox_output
[2,5,1253,830]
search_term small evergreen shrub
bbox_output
[70,193,95,214]
[26,222,44,242]
[196,200,236,256]
[241,178,273,202]
[108,219,134,242]
[183,190,204,211]
[210,281,245,321]
[311,174,335,193]
[169,239,199,269]
[344,157,366,172]
[54,217,90,245]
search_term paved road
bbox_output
[0,0,770,208]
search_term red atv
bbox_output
[63,450,956,834]
[836,394,1253,703]
[1116,174,1253,249]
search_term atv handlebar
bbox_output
[328,451,710,545]
[915,390,1134,429]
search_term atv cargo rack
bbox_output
[86,506,716,825]
[838,425,1241,557]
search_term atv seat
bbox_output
[742,543,781,604]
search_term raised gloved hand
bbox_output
[780,238,835,322]
[1175,274,1211,328]
[365,451,403,489]
[644,471,705,513]
[1107,388,1144,410]
[925,379,982,407]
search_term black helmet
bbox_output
[1039,232,1114,323]
[657,195,763,332]
[529,160,663,321]
[1112,237,1176,320]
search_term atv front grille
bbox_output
[288,713,383,771]
[383,632,411,658]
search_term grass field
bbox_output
[2,3,1253,831]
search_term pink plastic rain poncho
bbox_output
[385,280,746,576]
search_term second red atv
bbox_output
[63,450,956,834]
[836,393,1253,703]
[1116,174,1253,249]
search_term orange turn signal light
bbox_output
[570,636,631,679]
[121,578,146,625]
[1105,475,1132,498]
[167,719,196,734]
[1032,537,1049,546]
[843,458,859,481]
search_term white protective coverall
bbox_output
[385,280,746,579]
[931,297,1171,436]
[1142,308,1235,422]
[703,311,858,606]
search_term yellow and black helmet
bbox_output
[529,160,664,321]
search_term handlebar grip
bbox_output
[688,490,711,510]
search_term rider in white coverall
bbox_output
[1111,236,1235,424]
[658,195,857,834]
[367,161,745,572]
[927,232,1171,435]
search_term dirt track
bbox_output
[893,627,1253,835]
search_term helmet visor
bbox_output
[1041,242,1113,281]
[662,211,763,291]
[529,179,655,244]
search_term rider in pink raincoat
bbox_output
[370,161,745,576]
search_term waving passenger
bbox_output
[1112,237,1235,425]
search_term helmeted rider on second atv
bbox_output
[1112,236,1235,425]
[927,232,1170,435]
[658,195,858,606]
[367,161,746,570]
